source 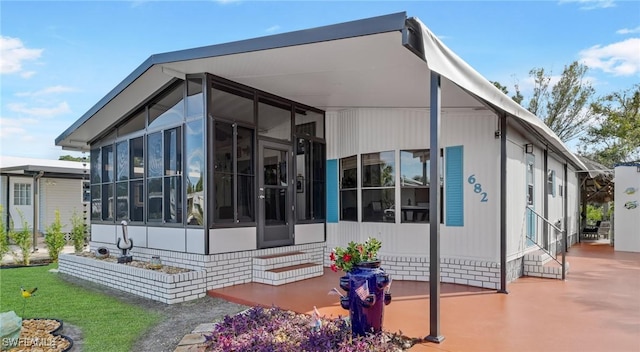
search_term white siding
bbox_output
[326,108,500,262]
[547,157,564,227]
[41,177,85,234]
[208,227,257,254]
[566,167,579,240]
[148,226,186,251]
[294,223,324,244]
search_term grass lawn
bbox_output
[0,264,161,351]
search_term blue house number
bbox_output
[467,174,488,202]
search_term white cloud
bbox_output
[0,36,43,75]
[21,71,36,79]
[617,26,640,35]
[15,85,76,98]
[559,0,615,10]
[7,101,71,118]
[579,38,640,76]
[266,25,281,33]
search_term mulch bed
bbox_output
[4,319,73,352]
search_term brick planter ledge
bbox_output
[59,254,207,304]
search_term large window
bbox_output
[400,149,443,223]
[115,140,129,221]
[101,145,114,221]
[340,156,357,221]
[146,128,183,223]
[129,137,144,222]
[213,122,255,223]
[13,183,31,206]
[362,151,395,222]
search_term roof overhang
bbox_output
[0,157,87,178]
[55,11,586,171]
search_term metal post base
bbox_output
[425,335,445,343]
[497,289,509,294]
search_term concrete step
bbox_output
[252,251,323,286]
[253,263,324,286]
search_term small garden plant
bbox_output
[204,306,414,351]
[8,209,32,266]
[0,205,9,260]
[329,238,382,272]
[70,210,86,253]
[44,210,66,262]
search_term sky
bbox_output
[1,0,639,160]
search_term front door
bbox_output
[258,140,294,248]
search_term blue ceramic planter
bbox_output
[341,260,391,336]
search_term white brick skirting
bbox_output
[323,253,502,290]
[59,242,326,304]
[59,254,207,304]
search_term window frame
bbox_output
[13,183,31,206]
[361,150,395,223]
[399,149,444,223]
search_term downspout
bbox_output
[499,113,508,293]
[32,171,44,252]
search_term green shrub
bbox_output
[586,204,603,225]
[8,210,32,266]
[0,205,9,260]
[44,210,66,262]
[70,211,86,253]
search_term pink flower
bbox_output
[343,253,352,262]
[329,252,336,261]
[330,264,338,272]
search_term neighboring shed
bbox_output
[614,163,640,252]
[0,156,89,236]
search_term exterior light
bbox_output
[525,143,533,154]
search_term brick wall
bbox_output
[324,253,502,290]
[59,254,207,304]
[59,242,325,304]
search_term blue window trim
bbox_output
[326,159,339,223]
[445,146,464,226]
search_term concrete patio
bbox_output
[209,241,640,351]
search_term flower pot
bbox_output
[341,260,391,336]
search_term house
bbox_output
[0,156,89,238]
[55,12,587,303]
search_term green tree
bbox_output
[491,80,523,104]
[526,62,595,142]
[579,84,640,166]
[58,155,84,162]
[496,61,595,142]
[44,210,66,262]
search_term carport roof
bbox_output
[55,11,586,171]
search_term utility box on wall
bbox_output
[614,164,640,252]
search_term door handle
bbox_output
[258,195,265,199]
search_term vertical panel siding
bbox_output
[506,136,528,258]
[42,178,84,233]
[441,112,500,261]
[326,108,500,261]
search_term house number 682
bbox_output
[467,174,488,202]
